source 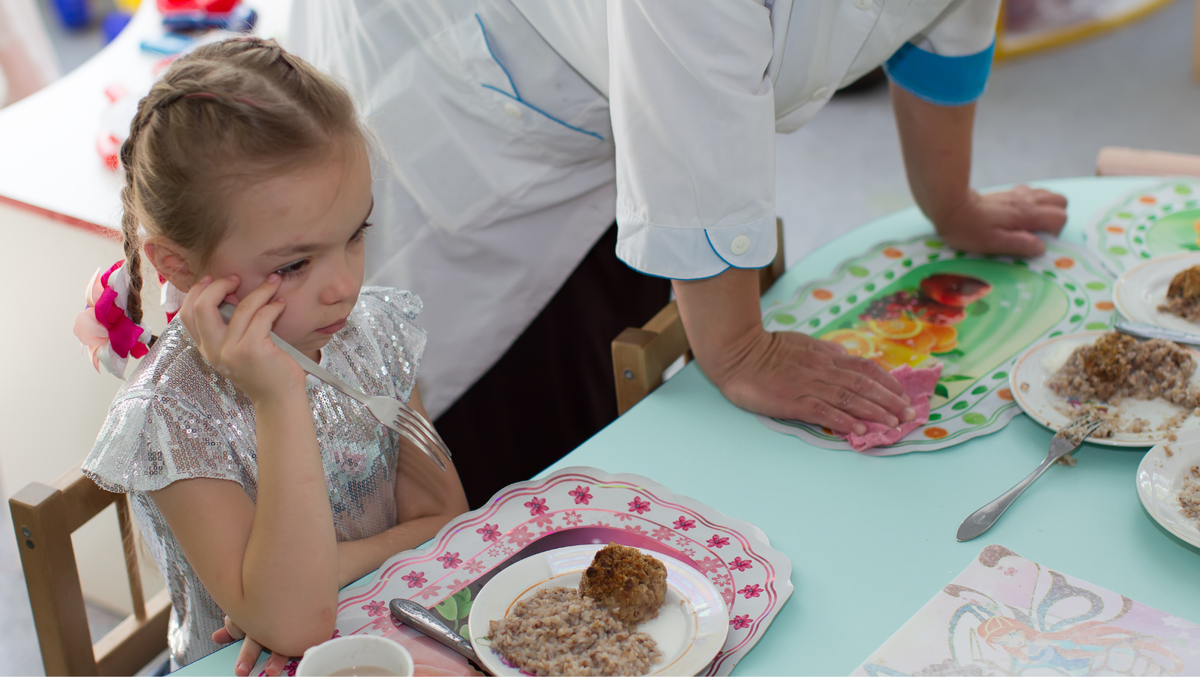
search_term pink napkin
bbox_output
[841,364,942,452]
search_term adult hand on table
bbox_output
[933,185,1068,258]
[890,83,1068,259]
[674,268,915,435]
[213,615,291,677]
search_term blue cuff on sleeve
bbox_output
[883,40,995,106]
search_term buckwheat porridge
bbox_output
[486,545,668,676]
[1046,333,1200,442]
[1180,466,1200,530]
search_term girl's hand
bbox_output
[178,274,304,403]
[213,616,292,677]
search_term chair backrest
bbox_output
[9,463,171,676]
[612,218,786,415]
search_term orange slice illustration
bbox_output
[873,340,926,369]
[823,330,878,357]
[925,324,959,353]
[886,328,938,353]
[868,315,922,340]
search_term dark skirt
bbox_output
[434,224,672,508]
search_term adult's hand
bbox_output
[890,83,1068,258]
[934,185,1067,258]
[673,268,915,435]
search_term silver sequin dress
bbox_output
[83,288,426,668]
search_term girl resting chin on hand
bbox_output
[77,37,469,676]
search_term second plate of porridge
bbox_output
[1010,331,1200,447]
[1137,428,1200,549]
[1114,252,1200,332]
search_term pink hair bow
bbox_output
[72,261,152,378]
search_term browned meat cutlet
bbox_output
[578,543,667,625]
[1082,332,1137,383]
[1159,265,1200,321]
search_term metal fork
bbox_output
[956,419,1102,541]
[217,303,451,471]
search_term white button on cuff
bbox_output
[811,86,832,102]
[730,235,751,256]
[504,102,523,120]
[852,0,874,9]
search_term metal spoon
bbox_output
[389,598,481,666]
[956,419,1103,541]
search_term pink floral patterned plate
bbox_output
[334,467,794,676]
[468,544,728,675]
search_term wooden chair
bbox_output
[612,218,787,415]
[1095,147,1200,177]
[9,463,171,675]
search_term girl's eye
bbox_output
[351,222,373,243]
[275,259,309,278]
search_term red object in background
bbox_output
[156,0,237,14]
[97,134,121,170]
[97,84,132,171]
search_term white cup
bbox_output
[295,635,415,677]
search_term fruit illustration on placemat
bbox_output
[823,273,992,370]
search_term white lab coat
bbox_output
[287,0,1000,418]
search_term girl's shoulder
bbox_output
[353,287,424,326]
[114,320,228,405]
[346,287,427,354]
[84,321,251,494]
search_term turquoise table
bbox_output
[178,177,1200,676]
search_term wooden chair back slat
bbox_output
[9,462,171,676]
[94,590,171,677]
[116,497,148,622]
[10,481,99,676]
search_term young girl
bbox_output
[77,37,468,674]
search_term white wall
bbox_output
[0,200,164,615]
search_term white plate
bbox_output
[1010,331,1200,447]
[1114,252,1200,332]
[1138,428,1200,548]
[468,544,729,676]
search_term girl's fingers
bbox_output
[264,651,291,677]
[224,274,282,344]
[234,637,264,677]
[212,615,245,644]
[191,276,242,349]
[177,276,213,342]
[245,297,287,342]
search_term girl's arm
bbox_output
[153,275,340,657]
[335,385,469,586]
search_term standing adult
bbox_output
[288,0,1067,506]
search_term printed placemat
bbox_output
[1088,177,1200,275]
[758,234,1115,454]
[854,544,1200,676]
[327,467,793,676]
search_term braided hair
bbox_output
[117,37,362,326]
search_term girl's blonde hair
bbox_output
[119,37,362,325]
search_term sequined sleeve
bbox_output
[82,325,257,497]
[83,389,252,494]
[355,287,426,403]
